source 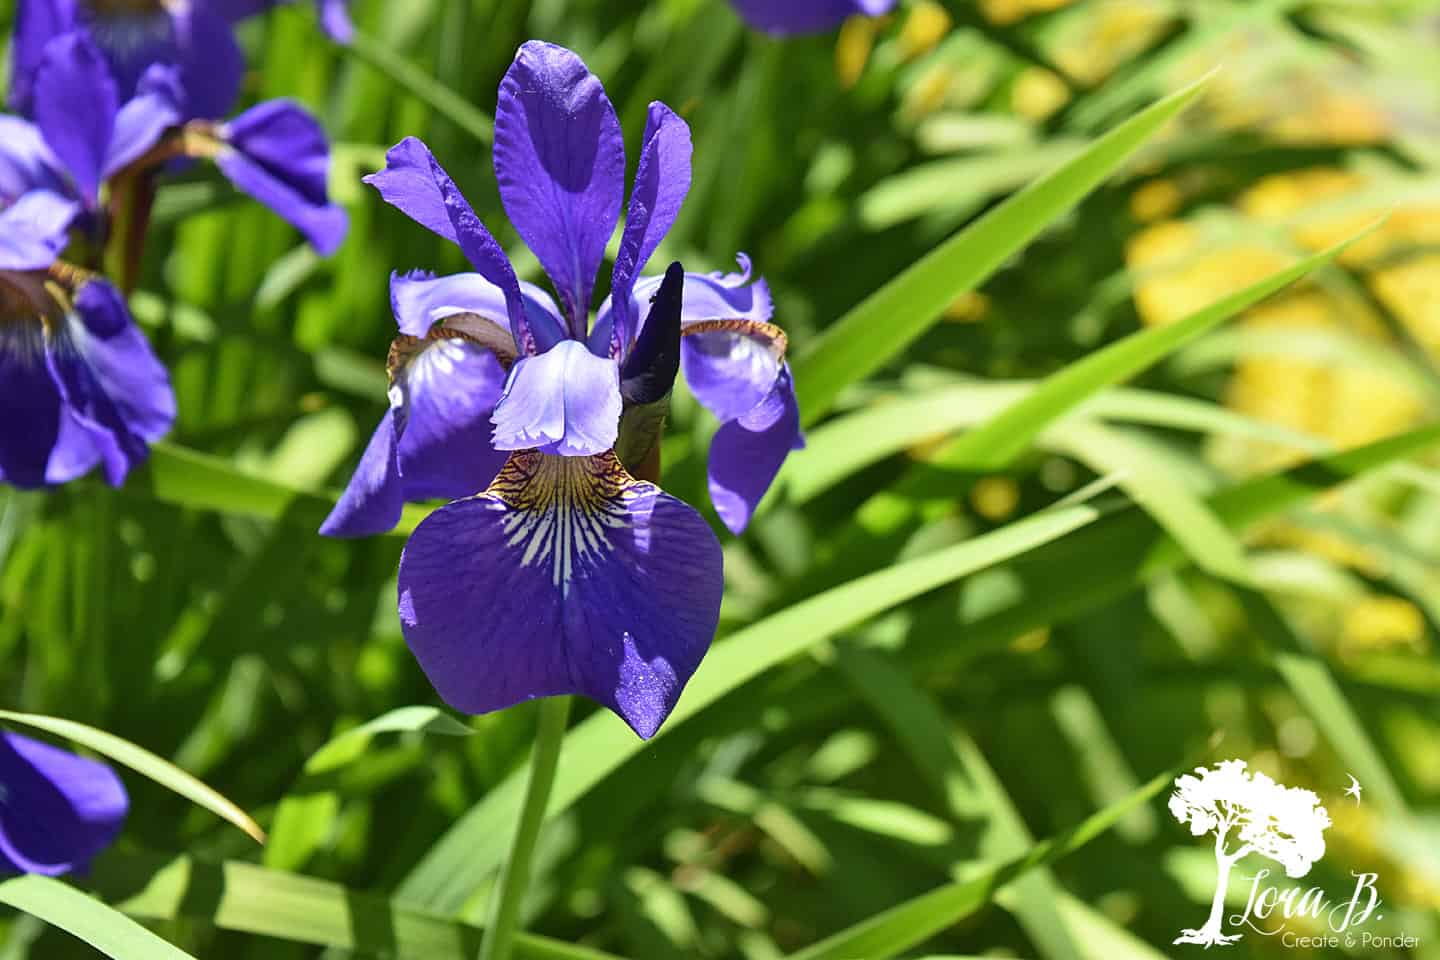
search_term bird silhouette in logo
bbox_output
[1344,774,1363,804]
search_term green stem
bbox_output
[478,696,572,960]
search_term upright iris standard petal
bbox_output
[398,451,724,739]
[11,0,76,113]
[44,280,175,486]
[320,408,403,538]
[728,0,897,35]
[0,730,128,876]
[707,366,804,534]
[494,41,625,332]
[364,138,564,354]
[0,190,79,270]
[30,31,117,204]
[599,103,692,360]
[213,100,349,255]
[492,340,622,458]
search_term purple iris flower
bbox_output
[11,0,352,120]
[12,26,346,255]
[0,43,176,488]
[0,730,128,876]
[728,0,897,35]
[322,42,803,738]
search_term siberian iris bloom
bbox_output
[0,730,128,876]
[728,0,897,35]
[11,0,353,119]
[0,45,175,488]
[324,42,803,738]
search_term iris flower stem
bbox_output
[477,695,572,960]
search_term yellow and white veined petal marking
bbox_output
[488,450,640,594]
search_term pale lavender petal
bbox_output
[707,366,804,534]
[389,270,561,343]
[601,102,692,359]
[215,99,348,254]
[494,41,625,331]
[397,451,723,739]
[316,0,354,42]
[103,64,183,177]
[0,116,68,202]
[31,31,117,205]
[728,0,896,35]
[491,340,621,458]
[596,254,773,343]
[320,408,404,538]
[0,190,78,271]
[681,318,787,425]
[0,730,127,876]
[394,337,510,501]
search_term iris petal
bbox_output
[494,41,625,332]
[389,270,560,345]
[395,337,510,500]
[0,116,68,202]
[44,280,175,486]
[600,102,691,359]
[707,366,804,534]
[31,31,116,205]
[681,318,788,425]
[0,730,127,876]
[0,190,79,271]
[0,323,65,489]
[9,0,78,114]
[491,340,621,458]
[728,0,896,35]
[104,64,182,178]
[398,450,723,739]
[320,408,404,538]
[216,99,348,255]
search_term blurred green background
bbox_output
[3,0,1440,957]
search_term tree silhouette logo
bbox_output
[1169,760,1332,947]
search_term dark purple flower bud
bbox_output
[0,730,127,876]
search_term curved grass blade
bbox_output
[397,506,1102,913]
[938,225,1380,471]
[792,74,1211,423]
[267,707,473,871]
[0,710,265,845]
[0,875,198,960]
[92,854,621,960]
[784,769,1175,960]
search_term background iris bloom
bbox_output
[0,730,128,876]
[11,0,352,119]
[324,41,803,738]
[729,0,897,35]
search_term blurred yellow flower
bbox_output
[1341,596,1428,656]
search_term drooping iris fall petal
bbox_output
[398,451,723,739]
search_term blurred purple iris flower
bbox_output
[11,0,353,120]
[0,45,176,488]
[11,27,346,255]
[323,41,803,738]
[729,0,896,35]
[0,730,128,876]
